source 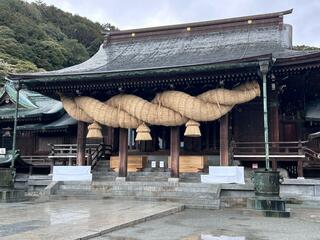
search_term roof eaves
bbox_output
[275,51,320,66]
[10,54,272,84]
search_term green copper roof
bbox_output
[17,113,76,131]
[5,82,38,109]
[0,82,64,121]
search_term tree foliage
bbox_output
[0,0,116,81]
[293,45,320,51]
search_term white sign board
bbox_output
[201,166,245,184]
[151,161,156,168]
[0,148,6,155]
[159,161,164,168]
[52,166,92,182]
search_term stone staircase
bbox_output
[92,158,202,182]
[45,158,219,208]
[92,159,117,181]
[47,181,221,209]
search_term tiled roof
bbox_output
[9,9,320,81]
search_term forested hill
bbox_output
[0,0,116,79]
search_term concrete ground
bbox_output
[95,204,320,240]
[0,199,183,240]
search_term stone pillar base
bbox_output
[116,177,127,182]
[168,177,179,183]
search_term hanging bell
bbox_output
[184,120,201,137]
[135,123,152,141]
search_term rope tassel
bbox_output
[184,120,201,137]
[135,123,152,141]
[87,122,103,139]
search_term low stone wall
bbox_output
[280,179,320,201]
[92,181,221,209]
[220,179,320,207]
[0,189,25,202]
[220,183,254,208]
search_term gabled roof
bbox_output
[0,82,63,121]
[9,9,320,83]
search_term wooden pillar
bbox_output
[297,159,303,178]
[76,121,86,166]
[220,114,229,166]
[297,141,304,177]
[118,128,128,178]
[105,126,114,146]
[170,126,180,178]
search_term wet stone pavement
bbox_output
[0,199,183,240]
[1,200,320,240]
[94,204,320,240]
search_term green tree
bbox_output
[0,0,116,75]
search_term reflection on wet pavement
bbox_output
[183,234,246,240]
[0,220,44,237]
[201,235,245,240]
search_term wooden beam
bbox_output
[220,114,229,166]
[118,128,128,177]
[76,121,86,166]
[170,126,180,178]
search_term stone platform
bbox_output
[46,181,221,209]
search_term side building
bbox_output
[0,82,76,170]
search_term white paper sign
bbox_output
[52,166,92,181]
[159,161,164,168]
[151,161,156,168]
[0,148,6,155]
[201,166,245,184]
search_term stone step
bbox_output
[93,176,117,181]
[50,194,99,201]
[55,189,94,195]
[91,181,221,209]
[126,178,169,182]
[28,175,52,180]
[92,172,117,176]
[51,181,221,209]
[60,184,91,191]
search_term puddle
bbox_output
[183,234,247,240]
[201,235,245,240]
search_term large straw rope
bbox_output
[61,81,260,128]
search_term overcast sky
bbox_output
[26,0,320,47]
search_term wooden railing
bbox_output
[230,140,320,177]
[231,141,307,157]
[90,144,112,169]
[22,155,50,165]
[48,143,112,167]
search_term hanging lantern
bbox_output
[135,123,152,141]
[184,120,201,137]
[86,122,103,139]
